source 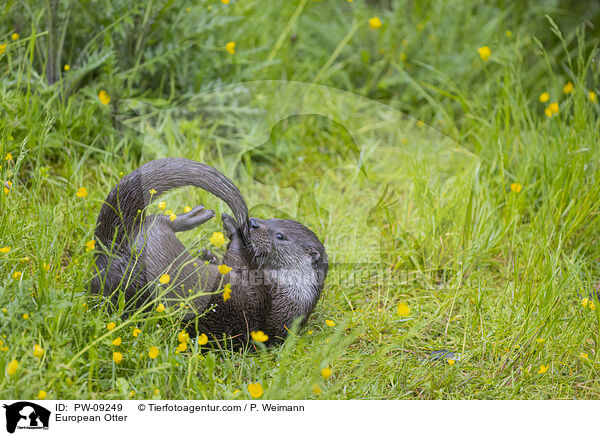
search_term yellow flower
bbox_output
[247,383,264,399]
[544,107,553,118]
[98,90,110,105]
[13,271,22,280]
[312,383,322,394]
[397,302,410,317]
[85,240,95,252]
[112,337,122,346]
[183,206,192,213]
[0,43,7,55]
[223,283,232,302]
[538,364,549,374]
[33,344,44,358]
[178,331,190,344]
[107,322,116,330]
[510,183,522,193]
[64,64,70,71]
[158,201,166,210]
[159,273,170,284]
[4,180,12,195]
[218,264,232,275]
[176,342,188,352]
[43,262,50,271]
[308,330,313,335]
[478,46,491,62]
[221,0,230,3]
[590,301,596,311]
[563,81,574,94]
[368,17,382,29]
[321,367,332,379]
[198,333,209,345]
[225,41,236,55]
[447,359,456,366]
[76,187,88,198]
[6,359,18,376]
[37,390,47,400]
[250,330,269,343]
[549,102,559,114]
[589,91,597,103]
[132,327,141,337]
[129,391,135,398]
[505,30,512,37]
[5,153,12,161]
[148,346,160,359]
[0,246,10,254]
[169,213,177,222]
[581,298,589,308]
[536,338,545,344]
[156,303,165,313]
[11,33,18,41]
[325,319,335,327]
[112,351,123,364]
[539,92,550,103]
[149,189,157,195]
[580,352,589,359]
[210,232,227,247]
[154,389,160,395]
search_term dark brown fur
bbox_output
[91,158,328,346]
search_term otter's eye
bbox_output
[275,233,285,240]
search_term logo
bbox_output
[2,402,50,434]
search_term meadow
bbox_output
[1,0,600,399]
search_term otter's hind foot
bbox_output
[171,205,215,233]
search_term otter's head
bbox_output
[249,217,328,287]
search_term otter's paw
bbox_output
[221,213,241,239]
[200,248,220,264]
[171,205,215,232]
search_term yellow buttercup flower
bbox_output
[308,330,313,335]
[33,344,44,358]
[312,383,322,394]
[129,391,135,398]
[148,346,160,359]
[159,274,170,284]
[0,43,7,55]
[4,180,12,195]
[589,301,596,311]
[198,333,209,345]
[221,0,230,3]
[183,206,192,213]
[156,303,165,313]
[6,359,18,376]
[321,367,332,379]
[250,330,269,343]
[85,240,95,252]
[13,271,22,280]
[76,187,88,198]
[368,17,382,29]
[169,213,177,222]
[549,102,559,114]
[223,283,232,301]
[113,351,123,364]
[247,383,263,399]
[563,81,574,94]
[64,64,70,71]
[580,352,589,359]
[158,201,166,210]
[218,264,232,275]
[149,189,157,195]
[536,338,545,344]
[447,359,456,366]
[176,342,188,352]
[539,92,550,103]
[22,313,28,320]
[478,46,491,62]
[325,319,335,327]
[5,153,12,161]
[0,246,10,254]
[107,322,116,330]
[589,91,597,103]
[581,298,589,308]
[98,90,110,105]
[505,30,512,37]
[397,302,410,317]
[112,337,122,346]
[37,390,47,400]
[210,232,227,247]
[178,331,190,344]
[510,183,522,193]
[538,364,549,374]
[132,327,141,337]
[225,41,236,55]
[11,33,18,41]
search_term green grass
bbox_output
[1,0,600,399]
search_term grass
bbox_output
[1,0,600,399]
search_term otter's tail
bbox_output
[94,158,249,250]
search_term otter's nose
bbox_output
[250,218,260,229]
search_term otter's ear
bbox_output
[309,249,321,265]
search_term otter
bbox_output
[91,157,328,346]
